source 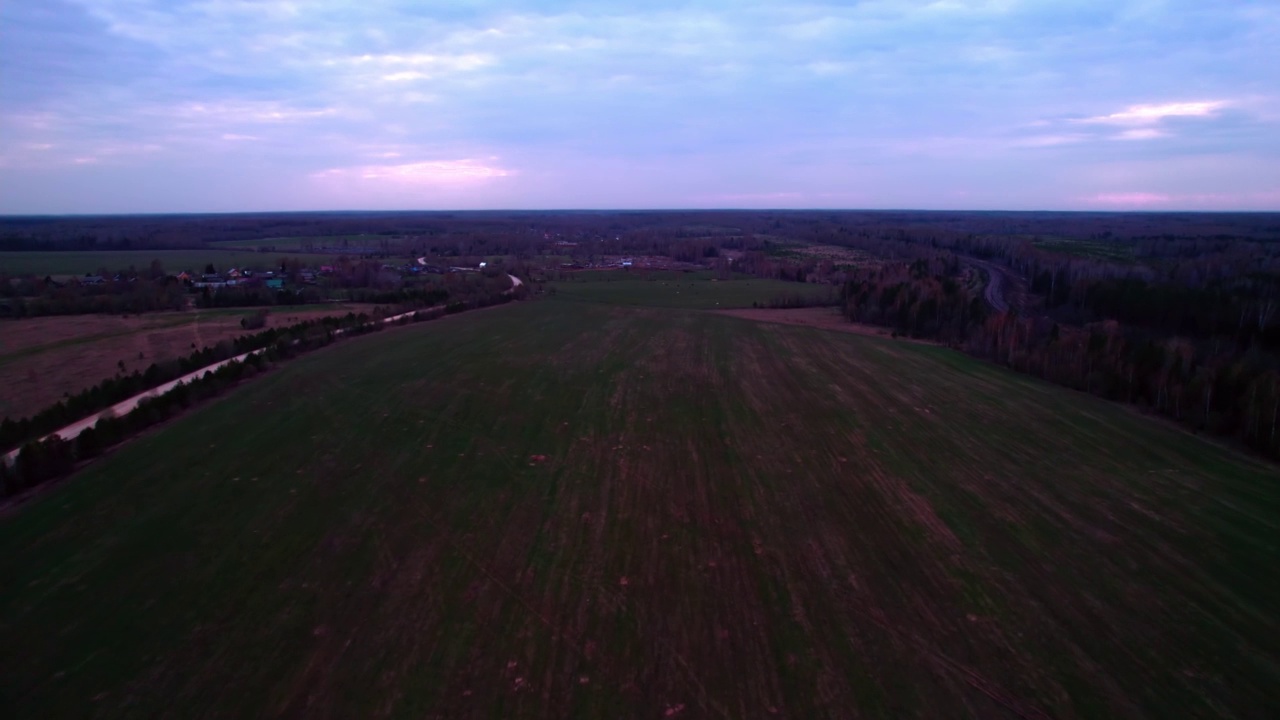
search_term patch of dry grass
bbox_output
[0,306,377,420]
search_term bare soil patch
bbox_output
[713,306,940,345]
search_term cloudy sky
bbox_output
[2,0,1278,213]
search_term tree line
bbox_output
[829,249,1280,459]
[0,289,520,499]
[0,311,378,453]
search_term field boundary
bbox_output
[712,307,944,346]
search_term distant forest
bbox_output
[2,209,1278,251]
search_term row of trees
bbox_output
[964,313,1280,457]
[1,257,505,316]
[0,275,190,317]
[0,287,522,499]
[2,274,523,458]
[0,354,268,496]
[0,311,379,452]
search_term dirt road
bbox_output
[2,349,262,464]
[961,257,1013,314]
[0,305,378,421]
[2,304,457,465]
[417,256,522,292]
[4,274,529,465]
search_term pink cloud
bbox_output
[1112,128,1168,141]
[699,191,804,203]
[1082,192,1171,205]
[311,158,511,183]
[1078,190,1280,210]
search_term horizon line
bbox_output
[4,207,1280,219]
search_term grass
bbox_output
[0,250,338,276]
[550,273,836,309]
[0,295,1277,718]
[1032,237,1136,262]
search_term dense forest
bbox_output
[818,229,1280,459]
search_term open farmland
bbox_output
[0,250,337,277]
[0,305,376,421]
[550,273,835,308]
[1,296,1277,719]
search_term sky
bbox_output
[1,0,1278,214]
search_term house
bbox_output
[81,274,105,285]
[265,278,284,289]
[176,271,193,282]
[227,268,242,279]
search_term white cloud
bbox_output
[312,158,512,183]
[381,71,428,82]
[5,1,1275,211]
[1014,134,1086,147]
[343,53,493,70]
[1112,128,1167,141]
[1078,101,1228,125]
[169,101,338,124]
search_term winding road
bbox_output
[416,257,523,291]
[961,257,1012,314]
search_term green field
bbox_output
[0,250,338,276]
[1,292,1277,718]
[551,273,835,308]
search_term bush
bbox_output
[240,309,269,330]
